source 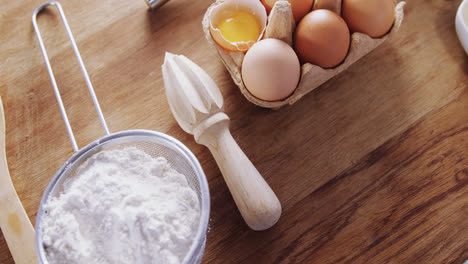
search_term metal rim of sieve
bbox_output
[35,130,210,264]
[32,2,210,263]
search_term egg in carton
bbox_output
[202,0,406,109]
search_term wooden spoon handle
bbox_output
[0,162,38,263]
[195,113,282,230]
[0,97,38,263]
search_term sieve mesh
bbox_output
[93,140,203,199]
[36,130,210,264]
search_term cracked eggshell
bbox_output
[208,0,267,52]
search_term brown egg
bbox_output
[242,39,300,101]
[312,0,341,14]
[294,9,350,68]
[342,0,395,38]
[261,0,314,22]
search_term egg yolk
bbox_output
[217,11,261,43]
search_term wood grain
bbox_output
[0,97,37,263]
[0,0,467,263]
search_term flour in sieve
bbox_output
[40,147,200,264]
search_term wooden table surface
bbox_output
[1,0,467,263]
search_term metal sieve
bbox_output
[32,2,210,263]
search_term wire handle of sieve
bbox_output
[32,1,110,152]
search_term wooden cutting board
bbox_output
[0,0,467,263]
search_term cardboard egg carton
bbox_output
[202,0,406,109]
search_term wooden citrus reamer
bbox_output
[162,53,282,230]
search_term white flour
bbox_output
[40,147,200,264]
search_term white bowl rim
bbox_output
[456,0,468,54]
